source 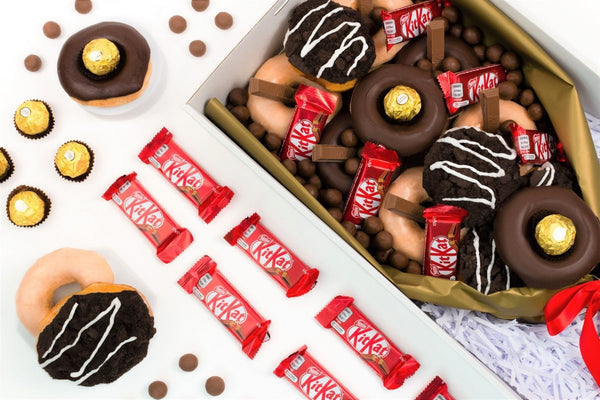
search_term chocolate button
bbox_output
[205,376,225,396]
[43,21,61,39]
[179,353,198,372]
[148,381,168,399]
[215,12,233,30]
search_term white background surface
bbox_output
[0,0,598,399]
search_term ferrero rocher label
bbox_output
[14,101,50,135]
[383,85,421,121]
[55,142,90,178]
[82,38,120,76]
[9,191,45,226]
[535,214,576,256]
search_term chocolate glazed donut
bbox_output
[494,186,600,289]
[57,22,150,103]
[350,64,447,156]
[393,34,480,70]
[317,111,355,195]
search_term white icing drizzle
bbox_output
[504,264,511,291]
[484,239,497,295]
[535,162,555,186]
[42,302,78,359]
[472,229,507,294]
[40,297,137,384]
[283,0,370,78]
[473,228,483,292]
[429,127,517,209]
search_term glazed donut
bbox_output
[394,34,480,70]
[379,167,431,262]
[494,186,600,290]
[350,64,448,156]
[16,247,114,336]
[453,99,537,131]
[317,111,356,195]
[371,0,414,67]
[246,54,341,139]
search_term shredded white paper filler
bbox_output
[420,303,600,399]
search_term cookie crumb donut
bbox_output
[453,99,536,131]
[494,186,600,289]
[379,167,431,262]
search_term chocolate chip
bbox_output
[448,24,463,39]
[205,376,225,396]
[43,21,61,39]
[344,157,360,175]
[527,103,544,121]
[441,5,461,24]
[228,88,249,106]
[281,158,297,175]
[248,122,266,140]
[442,56,461,72]
[307,174,322,189]
[498,80,518,100]
[169,15,187,33]
[404,260,422,274]
[362,216,383,235]
[462,26,482,45]
[388,250,409,270]
[179,353,198,371]
[500,51,520,70]
[340,129,358,147]
[215,12,233,30]
[354,230,370,248]
[485,43,504,63]
[263,133,282,151]
[230,105,250,123]
[74,0,92,14]
[416,58,433,72]
[321,188,343,207]
[506,70,523,87]
[519,88,535,107]
[305,183,319,199]
[192,0,209,12]
[189,40,207,57]
[341,220,357,236]
[328,207,343,222]
[24,55,42,72]
[473,44,486,61]
[373,230,393,250]
[148,381,168,399]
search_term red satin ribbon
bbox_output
[545,280,600,387]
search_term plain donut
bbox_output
[16,248,114,336]
[379,167,431,262]
[453,99,537,130]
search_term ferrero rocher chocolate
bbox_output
[0,150,10,179]
[55,141,91,179]
[535,214,576,256]
[8,190,46,226]
[82,38,120,76]
[14,100,50,135]
[383,85,421,121]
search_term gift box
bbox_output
[187,0,600,321]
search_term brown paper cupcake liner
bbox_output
[13,99,55,140]
[0,147,15,183]
[53,140,95,182]
[6,185,51,228]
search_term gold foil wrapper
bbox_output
[8,190,46,226]
[0,150,9,177]
[82,38,120,76]
[383,85,421,121]
[535,214,576,256]
[14,100,50,135]
[55,141,91,179]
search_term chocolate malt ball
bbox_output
[205,376,225,396]
[341,220,357,236]
[499,119,516,140]
[404,260,422,275]
[169,15,187,33]
[441,56,460,72]
[485,43,504,63]
[305,183,319,199]
[248,122,266,140]
[228,87,249,106]
[322,188,343,207]
[344,157,360,175]
[340,128,358,147]
[448,24,463,39]
[297,159,316,178]
[24,55,42,72]
[519,88,535,107]
[462,26,482,45]
[328,207,343,222]
[373,230,393,250]
[295,175,306,185]
[416,58,433,72]
[179,353,198,371]
[528,103,544,121]
[43,21,61,39]
[307,174,322,189]
[388,250,409,270]
[230,105,250,123]
[354,230,370,249]
[500,51,520,70]
[362,216,383,235]
[192,0,210,12]
[506,70,523,87]
[498,80,518,100]
[148,381,168,399]
[281,158,297,175]
[215,12,233,30]
[374,248,393,264]
[473,44,486,61]
[189,40,207,57]
[263,132,282,151]
[441,5,461,24]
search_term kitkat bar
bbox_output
[381,0,442,50]
[316,296,420,390]
[280,84,338,161]
[342,142,400,226]
[415,376,455,400]
[102,172,193,263]
[510,123,555,165]
[274,345,358,400]
[139,127,234,223]
[437,64,506,114]
[178,255,271,359]
[224,213,319,297]
[422,205,468,279]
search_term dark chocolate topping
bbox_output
[494,186,600,289]
[394,34,480,71]
[57,22,150,101]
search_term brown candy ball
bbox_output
[498,80,518,100]
[448,24,463,39]
[354,231,370,249]
[462,26,482,45]
[24,55,42,72]
[356,146,364,158]
[215,12,233,30]
[374,248,393,264]
[344,157,360,175]
[205,376,225,396]
[485,43,504,63]
[189,40,207,57]
[441,56,461,72]
[297,159,316,178]
[441,5,461,24]
[281,158,297,175]
[295,175,306,185]
[75,0,92,14]
[473,44,486,61]
[362,216,383,235]
[528,103,544,121]
[179,353,198,371]
[388,250,409,270]
[169,15,187,33]
[308,174,322,189]
[43,21,61,39]
[416,58,433,72]
[341,220,357,236]
[499,119,516,139]
[500,51,520,70]
[322,188,343,207]
[228,88,248,106]
[519,88,535,107]
[305,183,319,199]
[248,122,266,140]
[373,230,393,250]
[404,260,422,275]
[148,381,168,399]
[230,105,250,123]
[263,133,282,151]
[340,129,358,147]
[433,69,444,78]
[192,0,210,12]
[328,207,343,222]
[506,70,523,87]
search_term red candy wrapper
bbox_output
[415,376,455,400]
[342,142,400,226]
[274,345,358,400]
[178,255,271,359]
[102,172,193,263]
[422,205,468,279]
[139,127,234,223]
[280,84,338,161]
[224,213,319,297]
[316,296,420,390]
[510,123,555,165]
[381,0,442,50]
[437,64,506,114]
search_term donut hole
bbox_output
[377,87,424,126]
[526,210,576,262]
[52,282,82,306]
[78,40,126,81]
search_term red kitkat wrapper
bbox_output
[415,376,455,400]
[342,142,400,226]
[422,205,468,279]
[510,123,555,165]
[102,172,193,263]
[274,345,358,400]
[224,213,319,297]
[381,0,442,50]
[316,296,420,390]
[437,64,506,114]
[280,84,338,161]
[139,127,234,223]
[178,255,271,359]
